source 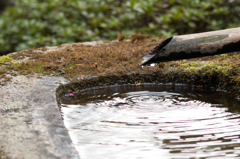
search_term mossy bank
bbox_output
[1,36,240,96]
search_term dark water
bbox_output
[59,84,240,159]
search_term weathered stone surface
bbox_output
[0,75,79,159]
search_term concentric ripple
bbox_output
[60,84,240,159]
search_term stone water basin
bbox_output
[58,84,240,159]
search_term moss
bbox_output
[1,33,240,96]
[1,35,159,80]
[7,61,45,75]
[190,62,200,67]
[117,32,125,41]
[0,55,12,63]
[130,33,148,43]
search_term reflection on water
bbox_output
[59,84,240,159]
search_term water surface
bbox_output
[59,84,240,159]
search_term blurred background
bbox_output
[0,0,239,55]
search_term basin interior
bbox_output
[58,84,240,159]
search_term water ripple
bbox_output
[60,84,240,159]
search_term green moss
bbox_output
[190,62,200,67]
[186,67,195,71]
[0,55,12,63]
[7,61,45,75]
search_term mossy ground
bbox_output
[1,34,240,96]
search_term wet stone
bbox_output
[0,75,79,159]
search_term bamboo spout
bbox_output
[140,28,240,66]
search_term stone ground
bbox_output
[0,74,79,159]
